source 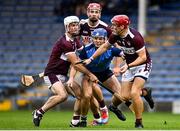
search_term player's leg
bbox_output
[130,77,145,128]
[89,96,102,125]
[91,84,108,124]
[103,75,127,121]
[68,80,82,127]
[70,99,81,127]
[80,75,93,127]
[33,80,68,127]
[21,72,44,87]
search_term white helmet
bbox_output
[64,16,79,32]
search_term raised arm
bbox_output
[83,42,111,65]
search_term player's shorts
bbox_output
[92,68,113,83]
[44,74,68,89]
[122,62,152,82]
[73,68,113,85]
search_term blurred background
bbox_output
[0,0,179,113]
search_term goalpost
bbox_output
[138,0,147,36]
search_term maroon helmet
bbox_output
[87,3,101,11]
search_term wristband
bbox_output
[90,57,94,61]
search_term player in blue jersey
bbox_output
[78,28,127,126]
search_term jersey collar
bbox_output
[121,28,130,38]
[65,33,74,42]
[88,20,100,28]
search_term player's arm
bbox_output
[128,47,147,68]
[113,57,123,76]
[66,52,98,83]
[83,42,111,65]
[66,65,77,87]
[120,47,147,73]
[111,47,125,75]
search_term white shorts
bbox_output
[44,74,68,89]
[122,62,152,82]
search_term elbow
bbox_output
[74,64,79,70]
[141,56,147,62]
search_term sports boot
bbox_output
[109,104,126,121]
[32,110,43,127]
[144,88,154,109]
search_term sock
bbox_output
[98,100,105,108]
[100,105,108,111]
[37,108,45,115]
[81,116,87,122]
[72,115,80,125]
[136,118,142,124]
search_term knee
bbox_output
[130,90,140,99]
[75,93,82,100]
[83,92,92,101]
[121,95,131,101]
[57,93,68,102]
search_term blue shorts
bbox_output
[92,69,113,83]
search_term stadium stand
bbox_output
[0,0,179,110]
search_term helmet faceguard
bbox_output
[111,15,130,28]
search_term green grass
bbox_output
[0,110,180,130]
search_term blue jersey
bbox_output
[79,43,123,72]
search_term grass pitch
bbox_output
[0,110,180,130]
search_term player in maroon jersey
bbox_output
[21,3,154,127]
[83,15,153,128]
[32,16,98,127]
[21,3,110,126]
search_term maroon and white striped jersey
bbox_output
[108,28,151,64]
[80,19,112,44]
[44,34,82,76]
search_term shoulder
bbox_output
[56,35,67,47]
[80,19,88,25]
[99,20,109,27]
[129,28,144,42]
[84,43,95,50]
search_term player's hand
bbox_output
[66,78,73,87]
[120,62,129,74]
[83,58,92,65]
[89,73,98,83]
[113,67,121,76]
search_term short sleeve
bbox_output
[111,47,123,57]
[108,34,118,45]
[76,39,83,50]
[133,34,145,52]
[79,47,87,60]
